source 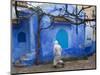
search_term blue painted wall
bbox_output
[12,5,96,65]
[40,20,86,63]
[12,10,37,64]
[12,18,30,62]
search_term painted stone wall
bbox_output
[12,8,95,65]
[40,20,85,62]
[12,11,37,64]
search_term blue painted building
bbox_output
[12,4,96,66]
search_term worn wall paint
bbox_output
[12,5,96,65]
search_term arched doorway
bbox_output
[56,29,68,48]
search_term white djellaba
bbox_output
[53,40,64,68]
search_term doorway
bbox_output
[56,29,68,48]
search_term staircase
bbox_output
[14,52,35,66]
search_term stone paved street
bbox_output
[11,54,96,74]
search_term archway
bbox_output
[56,29,68,48]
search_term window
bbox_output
[18,32,26,43]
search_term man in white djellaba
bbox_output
[53,40,64,68]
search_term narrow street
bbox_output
[11,54,96,74]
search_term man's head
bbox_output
[54,40,59,44]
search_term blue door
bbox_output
[56,29,68,48]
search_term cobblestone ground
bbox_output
[11,54,96,74]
